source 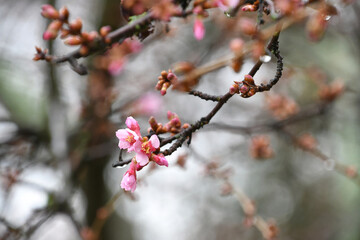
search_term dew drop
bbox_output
[224,12,232,18]
[260,55,272,63]
[325,15,331,21]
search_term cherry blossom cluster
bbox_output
[116,117,168,192]
[155,69,178,95]
[229,75,258,98]
[40,4,112,56]
[149,111,189,135]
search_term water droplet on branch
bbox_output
[260,55,272,63]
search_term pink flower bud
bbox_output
[152,154,169,167]
[87,31,99,42]
[244,75,253,82]
[167,111,177,120]
[41,4,59,19]
[43,20,62,40]
[100,26,111,37]
[240,84,249,94]
[43,31,55,40]
[193,18,205,41]
[167,72,176,81]
[120,161,137,192]
[170,118,181,128]
[155,80,164,90]
[229,84,239,95]
[160,87,167,96]
[49,20,63,31]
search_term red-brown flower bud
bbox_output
[79,45,89,56]
[87,31,99,42]
[229,84,239,95]
[43,29,58,40]
[41,4,59,19]
[64,36,82,45]
[59,6,69,22]
[69,18,83,33]
[100,26,112,37]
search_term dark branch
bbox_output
[188,90,221,102]
[160,34,281,156]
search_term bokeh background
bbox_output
[1,0,360,239]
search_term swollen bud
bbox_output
[41,4,59,19]
[64,36,82,45]
[59,6,69,22]
[100,26,112,37]
[69,18,83,33]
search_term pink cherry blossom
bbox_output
[116,129,137,151]
[152,154,169,167]
[125,116,141,136]
[116,116,142,152]
[193,18,205,41]
[120,160,137,192]
[136,135,160,166]
[116,116,169,192]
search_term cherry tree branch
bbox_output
[160,34,281,155]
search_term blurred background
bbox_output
[1,0,360,239]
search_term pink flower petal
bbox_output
[149,135,160,149]
[120,173,136,192]
[129,139,142,153]
[136,152,149,166]
[120,161,137,192]
[116,129,128,139]
[125,116,141,136]
[118,140,130,149]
